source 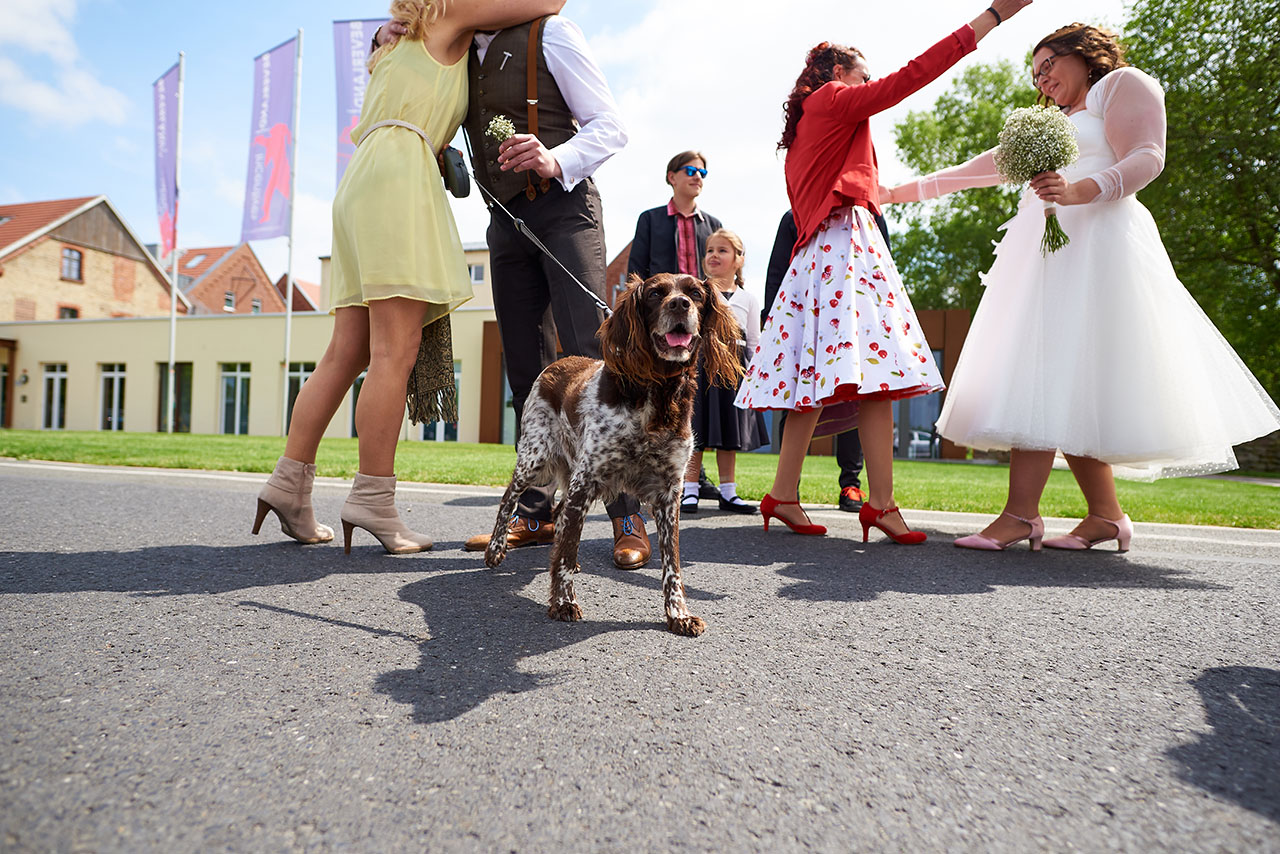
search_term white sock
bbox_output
[720,482,746,503]
[683,481,700,499]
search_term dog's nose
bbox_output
[670,296,691,311]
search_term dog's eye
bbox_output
[645,289,663,301]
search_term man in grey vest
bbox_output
[380,16,648,568]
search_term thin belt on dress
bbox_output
[356,119,439,155]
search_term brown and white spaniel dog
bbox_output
[484,273,744,636]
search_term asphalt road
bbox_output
[1,459,1277,853]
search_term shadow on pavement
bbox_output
[373,548,681,724]
[675,525,1228,603]
[781,550,1225,603]
[1168,666,1280,823]
[0,544,417,596]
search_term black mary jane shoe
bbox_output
[680,494,699,515]
[718,495,758,514]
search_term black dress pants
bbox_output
[486,179,640,522]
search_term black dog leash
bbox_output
[462,133,613,318]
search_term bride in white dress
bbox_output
[887,23,1280,553]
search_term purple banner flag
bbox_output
[241,37,298,242]
[153,62,180,260]
[334,19,385,187]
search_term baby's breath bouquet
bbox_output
[485,115,516,143]
[993,105,1080,255]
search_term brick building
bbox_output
[0,196,189,322]
[174,245,284,315]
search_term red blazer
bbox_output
[785,25,977,254]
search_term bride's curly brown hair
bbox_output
[1033,23,1128,104]
[778,42,864,151]
[367,0,447,72]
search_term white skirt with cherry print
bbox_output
[735,205,943,421]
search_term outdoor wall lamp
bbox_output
[17,370,29,385]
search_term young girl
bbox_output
[735,0,1031,542]
[682,230,768,514]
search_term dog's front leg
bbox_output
[652,491,705,636]
[484,481,523,568]
[547,476,591,622]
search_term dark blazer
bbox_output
[627,204,723,280]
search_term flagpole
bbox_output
[281,29,302,436]
[167,51,185,434]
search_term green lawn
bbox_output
[2,430,1277,529]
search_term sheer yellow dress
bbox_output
[330,38,471,327]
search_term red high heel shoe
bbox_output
[859,503,927,545]
[760,493,826,536]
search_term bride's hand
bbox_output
[1030,171,1098,206]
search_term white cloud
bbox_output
[0,0,79,63]
[0,0,129,126]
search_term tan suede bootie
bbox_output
[340,473,433,555]
[252,456,335,544]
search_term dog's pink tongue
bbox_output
[665,331,693,348]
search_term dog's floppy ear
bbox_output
[599,274,659,384]
[700,283,746,389]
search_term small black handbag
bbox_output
[438,145,470,199]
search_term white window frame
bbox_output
[219,362,251,435]
[61,247,83,281]
[43,363,68,430]
[100,363,126,431]
[223,291,236,312]
[468,263,485,285]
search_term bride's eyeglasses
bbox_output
[1033,54,1060,88]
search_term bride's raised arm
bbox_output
[884,148,1002,204]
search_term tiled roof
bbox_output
[175,246,236,285]
[0,196,99,258]
[274,274,320,311]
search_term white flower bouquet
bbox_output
[485,115,516,143]
[993,105,1080,255]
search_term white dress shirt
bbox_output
[474,16,628,192]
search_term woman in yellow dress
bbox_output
[253,0,564,554]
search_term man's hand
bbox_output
[376,20,408,47]
[497,134,563,180]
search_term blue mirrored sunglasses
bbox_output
[680,165,708,178]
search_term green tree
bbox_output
[889,61,1037,309]
[1125,0,1280,398]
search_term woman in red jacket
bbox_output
[736,0,1031,543]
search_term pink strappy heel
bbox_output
[1043,514,1133,553]
[954,512,1044,551]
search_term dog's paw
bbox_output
[547,601,583,622]
[667,615,706,637]
[484,543,506,568]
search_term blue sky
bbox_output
[1,0,1128,293]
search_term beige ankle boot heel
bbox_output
[340,473,433,555]
[253,456,334,544]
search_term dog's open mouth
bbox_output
[653,324,696,360]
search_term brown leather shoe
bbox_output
[464,515,555,552]
[611,513,650,569]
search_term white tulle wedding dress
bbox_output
[903,67,1279,480]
